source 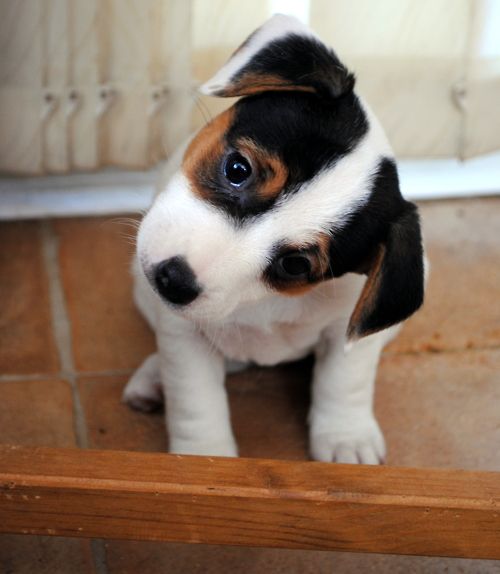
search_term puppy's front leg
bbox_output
[157,312,237,457]
[309,326,389,465]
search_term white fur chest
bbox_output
[200,275,364,366]
[202,320,319,365]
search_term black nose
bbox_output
[153,257,201,306]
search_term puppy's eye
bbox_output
[277,254,311,279]
[224,153,252,186]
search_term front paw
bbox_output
[309,416,386,465]
[169,437,238,458]
[122,354,163,413]
[123,388,163,413]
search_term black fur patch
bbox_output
[326,158,425,337]
[328,158,408,277]
[354,206,425,337]
[230,34,355,99]
[210,90,368,220]
[261,158,424,336]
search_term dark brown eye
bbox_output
[224,153,252,186]
[277,254,311,278]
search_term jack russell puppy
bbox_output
[123,15,425,465]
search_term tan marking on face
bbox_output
[237,138,288,201]
[281,283,317,297]
[315,232,332,276]
[272,232,333,297]
[217,73,316,97]
[183,108,288,209]
[183,108,235,201]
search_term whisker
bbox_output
[190,90,212,127]
[109,217,142,230]
[115,229,139,244]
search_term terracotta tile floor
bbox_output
[0,198,499,573]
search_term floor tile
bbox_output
[0,379,94,574]
[376,349,500,470]
[0,535,95,574]
[0,221,59,375]
[387,198,500,354]
[105,539,500,573]
[77,361,311,459]
[78,375,167,452]
[78,348,499,472]
[53,217,155,372]
[228,361,310,460]
[0,379,76,447]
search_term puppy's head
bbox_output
[138,14,424,340]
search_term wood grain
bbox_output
[0,445,499,559]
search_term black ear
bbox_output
[347,203,425,341]
[200,14,354,99]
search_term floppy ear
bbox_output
[200,14,354,99]
[347,203,425,341]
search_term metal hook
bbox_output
[41,91,59,122]
[148,85,169,117]
[96,85,117,117]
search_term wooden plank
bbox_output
[0,445,499,559]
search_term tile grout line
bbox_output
[90,540,109,574]
[40,220,89,449]
[74,368,135,378]
[42,220,111,574]
[0,369,135,384]
[0,368,135,383]
[0,343,498,386]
